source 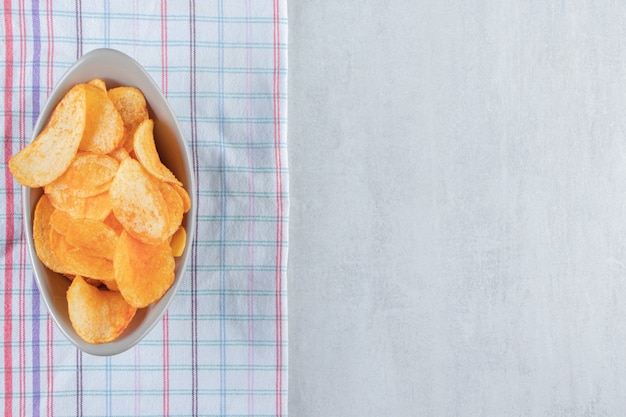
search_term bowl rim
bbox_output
[23,48,196,356]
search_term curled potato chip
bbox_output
[45,152,118,198]
[104,279,120,292]
[114,231,175,308]
[60,217,118,260]
[83,192,113,221]
[159,182,184,238]
[87,78,106,92]
[49,229,114,282]
[46,188,112,221]
[33,195,66,273]
[170,226,186,257]
[109,158,169,245]
[108,86,149,153]
[66,220,118,260]
[79,84,124,154]
[67,275,136,344]
[172,184,191,213]
[103,212,124,235]
[65,274,103,287]
[9,84,87,187]
[109,147,130,162]
[49,208,73,235]
[133,119,182,186]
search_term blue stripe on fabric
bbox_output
[218,0,228,415]
[30,0,42,414]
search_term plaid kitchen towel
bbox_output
[0,1,288,416]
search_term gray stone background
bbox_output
[288,1,626,415]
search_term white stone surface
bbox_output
[288,1,626,415]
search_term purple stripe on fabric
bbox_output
[75,0,82,58]
[31,0,41,414]
[188,0,199,415]
[134,345,140,415]
[74,4,83,414]
[76,350,82,417]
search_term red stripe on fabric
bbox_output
[45,2,54,415]
[272,0,283,415]
[17,1,27,415]
[3,1,15,415]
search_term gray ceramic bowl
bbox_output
[23,48,196,356]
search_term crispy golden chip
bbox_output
[49,229,114,282]
[109,158,169,244]
[46,188,112,221]
[9,84,87,187]
[103,212,124,235]
[67,275,137,344]
[65,274,103,287]
[104,279,120,292]
[87,78,106,92]
[109,147,130,162]
[170,226,186,257]
[49,208,73,235]
[45,185,85,216]
[83,192,113,221]
[79,84,124,154]
[172,184,191,213]
[107,87,149,153]
[66,219,117,260]
[133,119,182,186]
[114,230,175,308]
[45,152,118,198]
[159,182,184,238]
[58,218,118,260]
[33,195,66,273]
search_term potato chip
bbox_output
[133,119,182,186]
[49,208,73,235]
[79,84,124,154]
[103,212,124,235]
[104,279,120,292]
[67,275,136,344]
[45,185,85,215]
[62,218,118,260]
[87,78,106,92]
[172,184,191,213]
[159,182,184,238]
[83,192,113,221]
[114,231,175,308]
[108,86,149,153]
[109,158,169,245]
[46,188,112,221]
[170,226,186,257]
[33,195,66,273]
[109,147,130,162]
[45,152,118,198]
[65,274,104,287]
[9,84,87,187]
[49,229,115,282]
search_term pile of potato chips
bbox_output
[9,79,190,344]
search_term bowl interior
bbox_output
[25,48,195,356]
